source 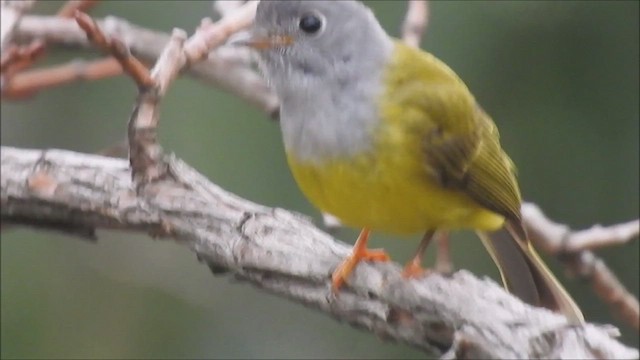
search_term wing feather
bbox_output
[388,43,523,221]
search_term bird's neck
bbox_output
[279,41,394,165]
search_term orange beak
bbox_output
[230,32,294,50]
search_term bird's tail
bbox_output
[476,221,584,324]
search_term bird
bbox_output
[239,0,584,323]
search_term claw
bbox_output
[331,229,390,292]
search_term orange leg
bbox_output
[331,228,390,292]
[402,230,436,278]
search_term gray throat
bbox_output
[273,40,394,164]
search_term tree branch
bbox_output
[402,0,429,48]
[0,0,35,51]
[12,14,279,117]
[2,57,124,99]
[1,145,637,359]
[523,203,640,332]
[1,0,102,96]
[523,204,639,253]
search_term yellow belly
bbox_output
[287,146,505,235]
[283,41,508,235]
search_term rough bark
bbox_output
[2,146,637,359]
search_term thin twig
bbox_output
[183,0,258,63]
[1,0,100,92]
[75,11,153,89]
[402,0,429,48]
[126,29,186,184]
[0,41,45,74]
[14,14,280,116]
[563,220,638,252]
[522,203,640,332]
[0,0,35,51]
[2,57,123,98]
[137,0,257,182]
[127,0,257,184]
[56,0,99,18]
[522,204,639,254]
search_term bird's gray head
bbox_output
[243,1,394,162]
[249,0,392,100]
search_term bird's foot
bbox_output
[331,247,390,292]
[401,257,432,279]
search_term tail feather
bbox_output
[477,221,584,324]
[477,228,541,306]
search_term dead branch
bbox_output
[71,1,256,185]
[0,41,45,75]
[0,0,35,51]
[402,0,429,48]
[57,0,99,18]
[74,11,153,88]
[1,145,637,359]
[523,206,639,253]
[1,0,101,95]
[183,1,257,62]
[2,57,123,98]
[12,14,279,117]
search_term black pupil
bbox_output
[299,15,322,34]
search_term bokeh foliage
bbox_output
[2,1,638,358]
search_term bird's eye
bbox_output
[299,14,323,34]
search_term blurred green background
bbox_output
[1,1,638,358]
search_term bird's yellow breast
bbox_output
[286,123,504,235]
[285,42,506,235]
